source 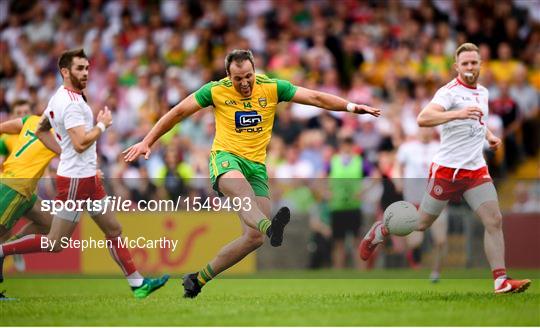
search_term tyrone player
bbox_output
[360,43,531,294]
[0,49,168,298]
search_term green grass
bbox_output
[1,269,539,326]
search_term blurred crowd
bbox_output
[1,0,539,268]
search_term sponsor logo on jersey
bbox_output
[235,111,263,133]
[225,100,237,106]
[221,161,229,168]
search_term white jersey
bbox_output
[46,86,96,178]
[430,78,489,170]
[397,140,439,204]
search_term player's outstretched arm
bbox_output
[291,87,381,117]
[35,114,61,154]
[0,117,23,134]
[417,103,483,127]
[123,94,201,162]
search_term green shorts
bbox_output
[209,151,269,198]
[0,183,37,230]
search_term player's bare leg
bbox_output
[218,170,290,247]
[0,200,52,242]
[183,171,290,298]
[209,195,270,275]
[0,200,53,273]
[91,210,169,298]
[183,196,269,298]
[464,183,531,293]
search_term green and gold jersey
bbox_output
[194,74,297,164]
[1,115,56,197]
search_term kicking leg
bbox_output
[359,193,446,261]
[184,196,271,298]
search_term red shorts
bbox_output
[55,175,107,201]
[426,164,492,202]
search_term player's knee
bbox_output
[434,239,447,248]
[45,237,64,252]
[416,221,430,232]
[484,211,503,232]
[104,224,122,238]
[244,232,264,249]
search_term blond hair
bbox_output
[455,43,480,62]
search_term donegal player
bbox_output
[124,49,381,298]
[0,109,59,283]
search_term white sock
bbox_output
[127,271,144,287]
[494,276,508,289]
[374,224,386,243]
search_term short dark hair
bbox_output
[58,48,88,71]
[11,99,30,109]
[224,49,255,75]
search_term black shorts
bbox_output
[330,209,362,239]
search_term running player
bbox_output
[0,49,168,298]
[0,107,59,281]
[124,49,381,298]
[360,43,531,294]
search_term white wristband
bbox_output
[346,103,356,112]
[96,122,106,133]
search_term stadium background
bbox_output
[0,0,539,276]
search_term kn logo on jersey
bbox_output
[235,111,263,133]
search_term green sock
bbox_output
[197,264,216,286]
[256,218,272,237]
[6,233,24,243]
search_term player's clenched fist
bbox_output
[97,106,113,127]
[456,106,483,120]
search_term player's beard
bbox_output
[69,72,87,91]
[462,71,478,85]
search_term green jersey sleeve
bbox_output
[0,137,8,156]
[194,82,214,108]
[276,79,298,102]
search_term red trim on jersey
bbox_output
[64,86,82,95]
[456,77,477,90]
[446,80,459,89]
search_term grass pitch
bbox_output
[1,269,539,326]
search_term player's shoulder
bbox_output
[476,83,489,93]
[50,86,81,108]
[440,78,459,91]
[255,74,278,84]
[22,115,41,126]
